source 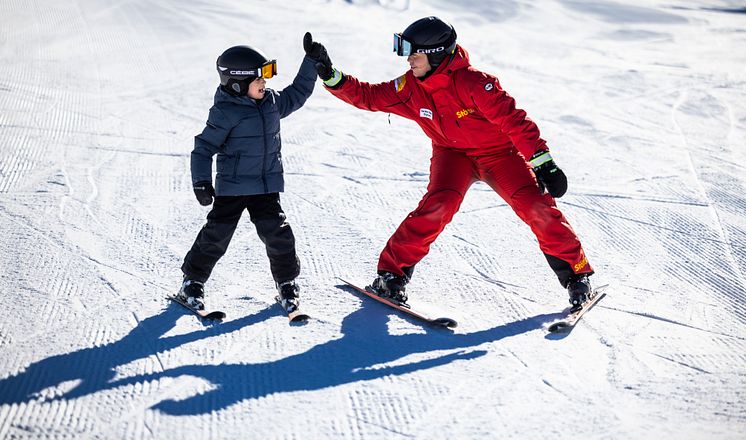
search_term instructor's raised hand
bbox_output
[303,32,334,81]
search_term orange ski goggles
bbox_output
[227,59,277,79]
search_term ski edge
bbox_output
[337,277,458,329]
[167,296,226,321]
[547,287,607,333]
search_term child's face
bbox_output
[247,77,266,99]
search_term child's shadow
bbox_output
[0,285,554,415]
[0,302,276,405]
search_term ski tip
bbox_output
[434,318,458,329]
[336,277,355,288]
[547,321,569,333]
[594,284,610,293]
[205,311,226,321]
[289,312,310,323]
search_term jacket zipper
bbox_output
[233,152,241,179]
[258,105,268,193]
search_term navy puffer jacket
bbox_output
[191,56,316,196]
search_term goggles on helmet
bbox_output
[393,33,450,57]
[225,59,277,79]
[393,33,413,56]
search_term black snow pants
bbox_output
[181,193,300,284]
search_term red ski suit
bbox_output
[326,46,593,285]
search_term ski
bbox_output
[546,284,608,333]
[275,296,310,323]
[167,295,226,321]
[338,278,457,329]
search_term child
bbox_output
[179,41,317,314]
[304,19,594,309]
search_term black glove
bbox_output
[530,151,568,198]
[193,181,215,206]
[303,32,334,81]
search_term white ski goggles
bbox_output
[393,33,413,56]
[393,33,450,57]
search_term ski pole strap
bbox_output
[323,68,344,88]
[529,150,553,168]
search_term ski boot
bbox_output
[369,271,409,304]
[178,278,206,310]
[277,280,301,313]
[567,274,591,311]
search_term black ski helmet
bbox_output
[216,45,275,96]
[398,16,457,68]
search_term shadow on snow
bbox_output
[0,285,556,415]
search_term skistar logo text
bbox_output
[573,256,588,272]
[419,108,433,120]
[456,108,475,119]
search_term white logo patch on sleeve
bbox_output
[484,83,494,91]
[420,108,433,120]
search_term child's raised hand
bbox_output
[303,32,334,81]
[303,32,323,58]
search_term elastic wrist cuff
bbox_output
[323,69,344,87]
[530,151,552,168]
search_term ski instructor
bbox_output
[303,17,595,308]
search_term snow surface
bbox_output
[1,0,745,438]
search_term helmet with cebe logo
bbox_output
[216,45,277,96]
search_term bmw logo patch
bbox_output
[484,83,494,91]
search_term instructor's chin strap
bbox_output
[323,68,344,88]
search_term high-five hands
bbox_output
[303,32,334,81]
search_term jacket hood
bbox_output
[441,44,470,72]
